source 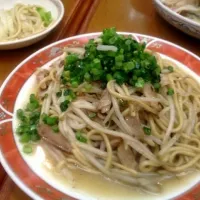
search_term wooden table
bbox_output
[0,0,199,199]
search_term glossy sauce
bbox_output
[41,156,200,200]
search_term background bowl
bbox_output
[0,0,64,50]
[153,0,200,39]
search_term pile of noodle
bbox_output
[161,0,200,23]
[0,4,50,41]
[34,48,200,194]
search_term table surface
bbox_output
[0,0,200,199]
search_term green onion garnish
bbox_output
[52,125,59,133]
[76,131,87,143]
[36,7,53,27]
[23,144,33,154]
[42,114,58,126]
[143,127,151,135]
[60,100,69,112]
[16,94,41,144]
[135,77,145,88]
[168,66,174,72]
[89,112,96,118]
[20,133,31,143]
[167,88,174,96]
[56,91,62,97]
[61,27,161,90]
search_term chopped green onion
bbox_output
[26,94,40,111]
[60,100,69,112]
[106,74,113,81]
[84,83,92,91]
[61,28,161,91]
[124,61,135,72]
[62,71,70,81]
[153,83,161,90]
[23,144,33,154]
[89,112,96,118]
[46,116,58,126]
[16,94,41,144]
[66,54,79,64]
[167,88,174,96]
[30,94,38,104]
[52,125,59,133]
[17,109,27,122]
[31,134,40,142]
[65,95,72,102]
[20,133,31,143]
[71,81,79,88]
[56,91,62,97]
[42,114,58,126]
[63,89,70,96]
[135,77,145,88]
[113,71,127,85]
[36,7,52,27]
[76,131,87,143]
[69,90,76,99]
[168,66,174,72]
[143,126,151,135]
[84,72,91,81]
[115,55,124,62]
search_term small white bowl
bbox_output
[0,0,64,50]
[153,0,200,39]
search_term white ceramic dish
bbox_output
[153,0,200,39]
[0,0,64,50]
[0,32,200,200]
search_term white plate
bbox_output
[0,0,64,50]
[0,32,200,200]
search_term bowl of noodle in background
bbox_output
[153,0,200,39]
[0,30,200,200]
[0,0,64,50]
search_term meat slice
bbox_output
[143,84,156,98]
[38,124,71,153]
[117,143,136,169]
[97,89,111,113]
[125,116,144,137]
[36,69,50,90]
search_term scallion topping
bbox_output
[61,27,161,90]
[42,114,58,126]
[76,131,87,143]
[16,94,41,144]
[23,144,33,154]
[168,66,174,72]
[89,112,96,118]
[143,126,151,135]
[167,88,174,96]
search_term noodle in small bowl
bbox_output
[0,0,64,50]
[0,29,200,200]
[153,0,200,39]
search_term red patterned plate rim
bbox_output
[0,32,200,200]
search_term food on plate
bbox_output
[0,4,53,42]
[16,28,200,193]
[161,0,200,23]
